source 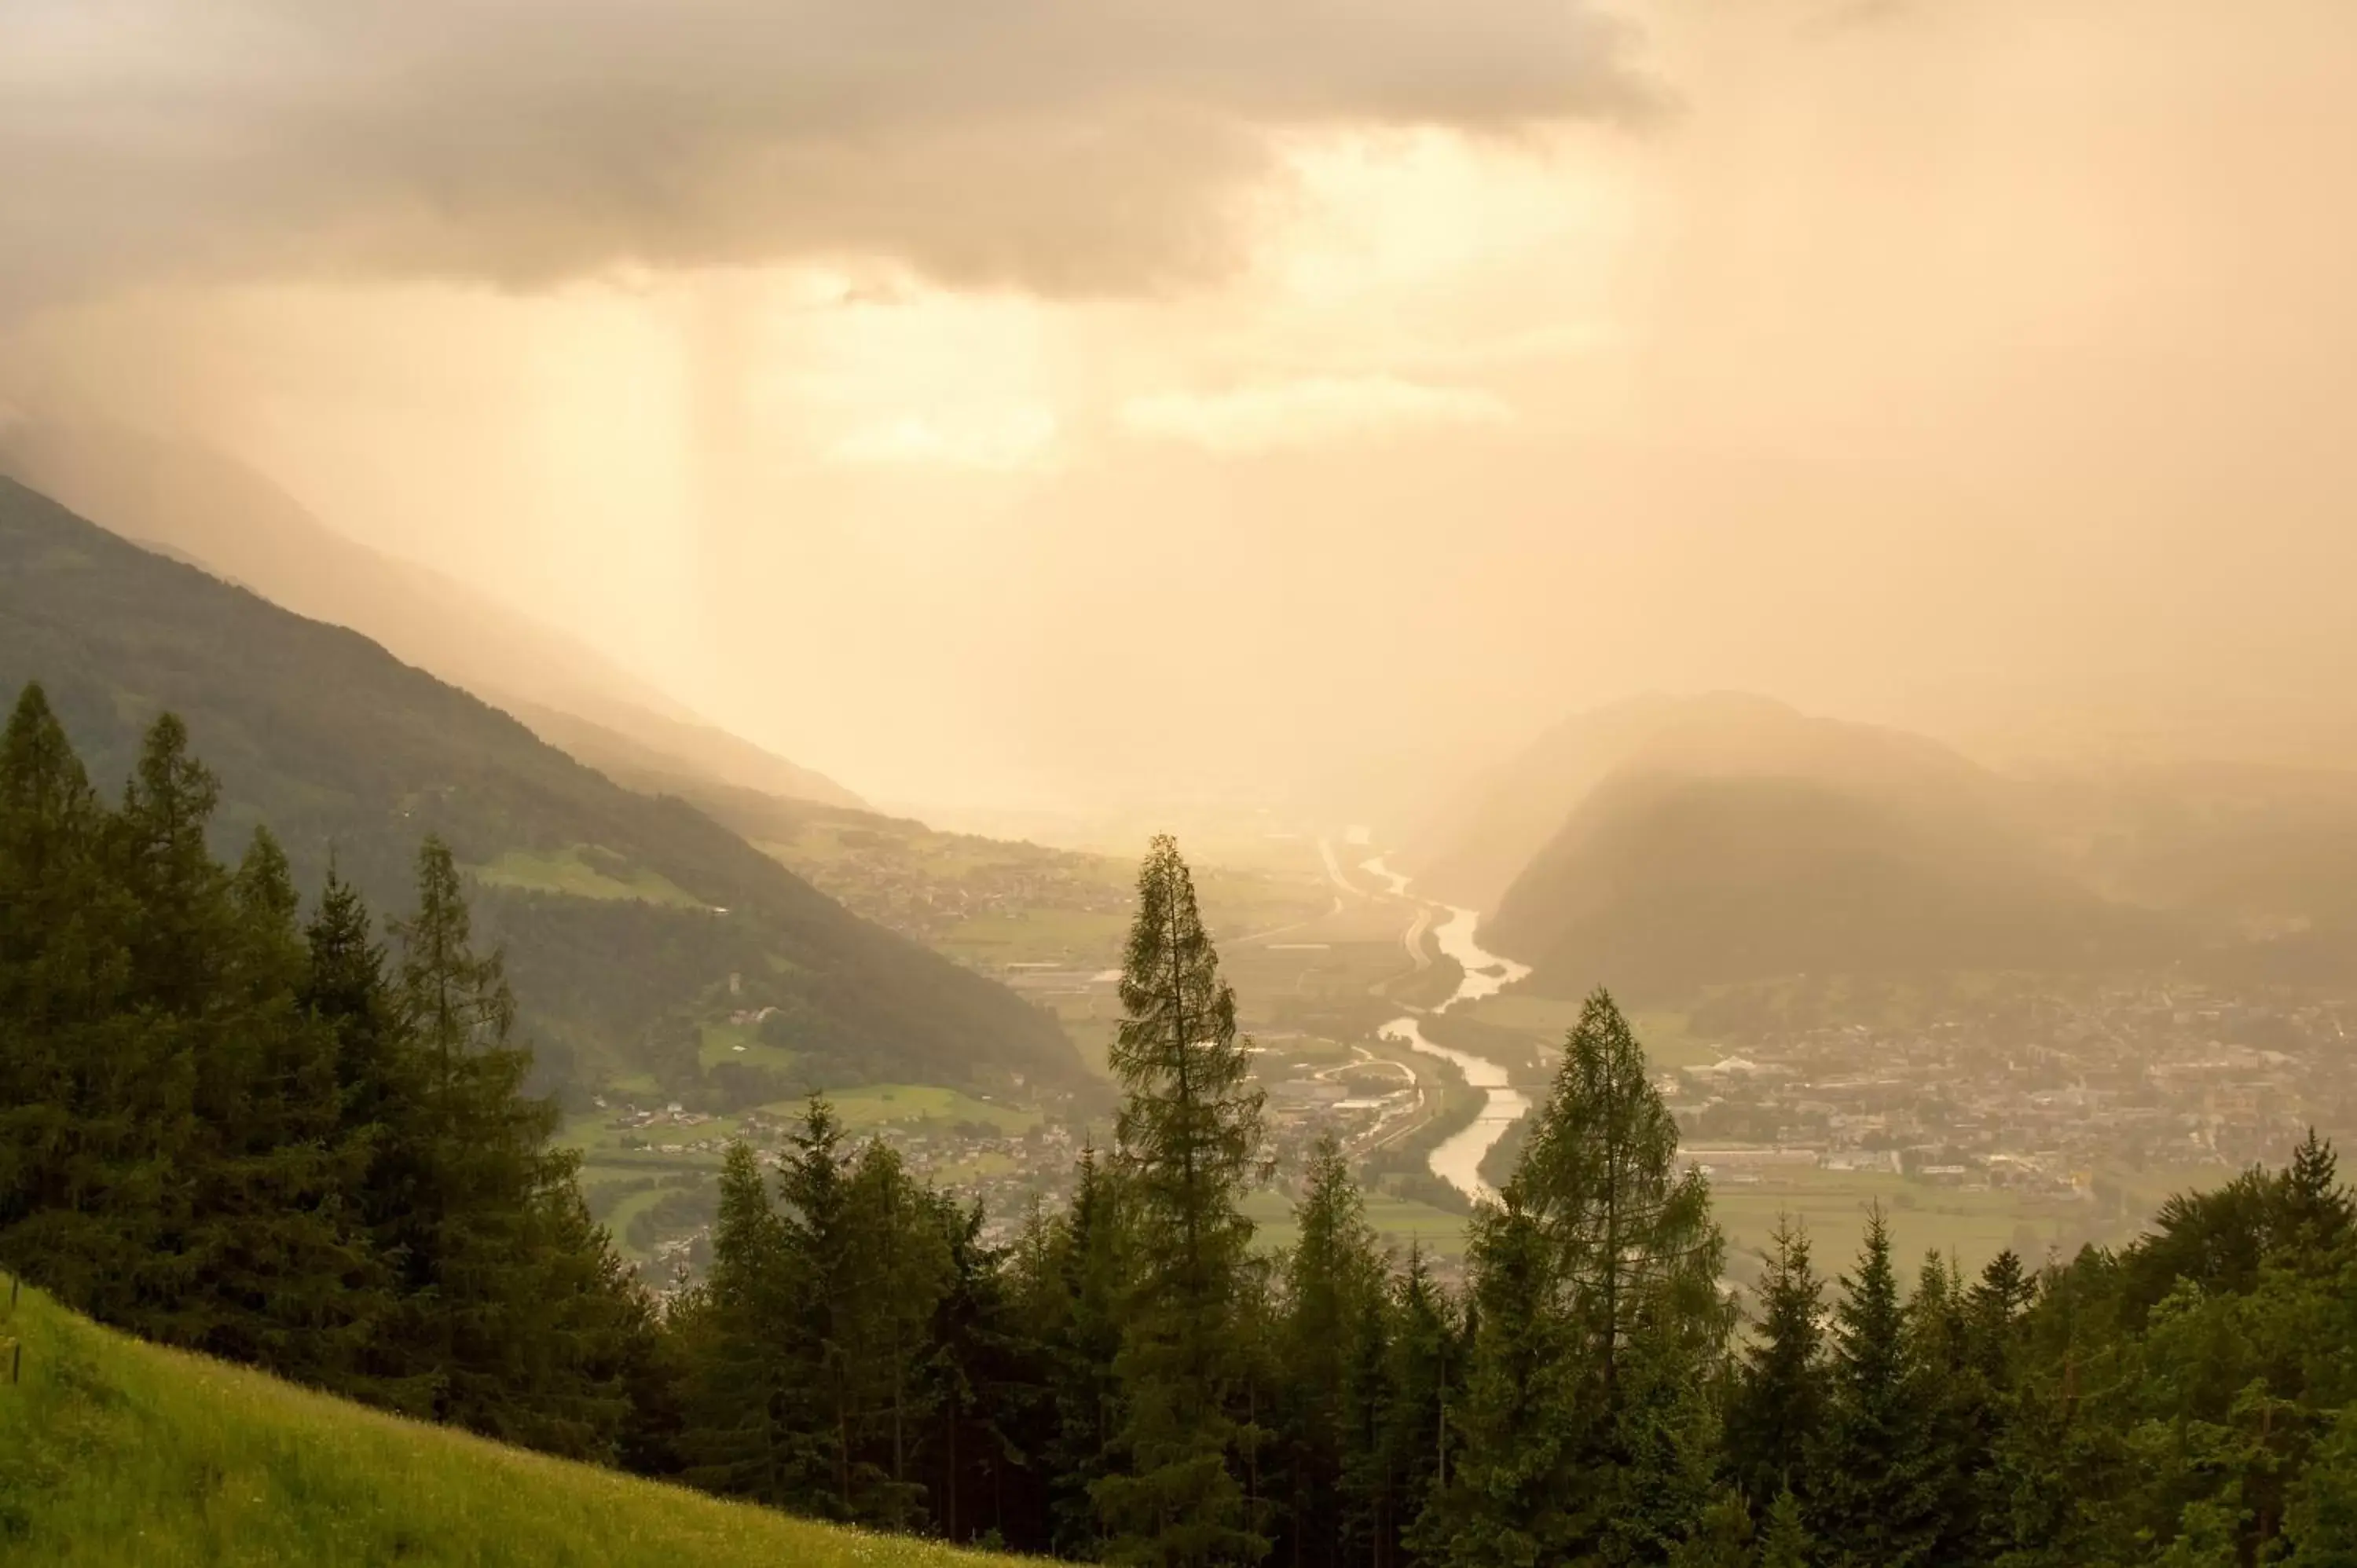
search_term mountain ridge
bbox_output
[0,419,864,811]
[0,475,1081,1097]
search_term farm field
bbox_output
[471,844,707,908]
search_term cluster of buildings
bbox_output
[598,1100,728,1156]
[1659,981,2354,1195]
[786,833,1132,949]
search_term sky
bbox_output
[7,0,2357,815]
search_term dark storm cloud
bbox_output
[0,0,1655,310]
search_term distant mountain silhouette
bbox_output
[1486,768,2157,1002]
[1425,692,2357,1000]
[1404,691,2010,913]
[0,419,863,811]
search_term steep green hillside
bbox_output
[0,478,1080,1095]
[1487,769,2165,1002]
[0,1279,1017,1567]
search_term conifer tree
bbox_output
[113,713,229,1019]
[170,828,388,1388]
[676,1139,802,1503]
[2280,1130,2354,1254]
[1336,1268,1399,1568]
[1280,1133,1386,1568]
[1965,1248,2035,1376]
[1408,1197,1578,1568]
[299,863,445,1413]
[381,836,639,1456]
[0,684,152,1317]
[1426,989,1726,1564]
[1758,1487,1816,1568]
[774,1094,865,1516]
[919,1191,1036,1544]
[303,865,405,1152]
[1514,989,1723,1409]
[838,1137,955,1528]
[1094,833,1269,1567]
[1810,1207,1935,1567]
[1670,1489,1757,1568]
[1904,1251,1992,1564]
[1382,1244,1460,1558]
[1725,1215,1827,1511]
[1047,1142,1133,1559]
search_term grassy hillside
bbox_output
[0,1278,1018,1567]
[0,477,1080,1097]
[0,419,863,810]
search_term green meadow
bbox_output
[0,1279,1025,1568]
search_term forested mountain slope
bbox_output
[0,419,864,810]
[0,477,1078,1094]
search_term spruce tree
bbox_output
[170,829,388,1388]
[301,863,443,1414]
[1281,1133,1386,1568]
[1810,1207,1935,1567]
[2280,1130,2354,1254]
[1758,1487,1816,1568]
[303,865,407,1154]
[1094,833,1269,1567]
[0,684,152,1317]
[1670,1489,1757,1568]
[918,1191,1036,1545]
[1408,1196,1578,1568]
[838,1136,955,1528]
[1336,1266,1399,1568]
[1726,1215,1828,1511]
[383,836,638,1456]
[1047,1142,1133,1559]
[1382,1244,1460,1559]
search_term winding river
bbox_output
[1360,856,1533,1204]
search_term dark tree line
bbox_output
[0,683,654,1456]
[9,690,2357,1565]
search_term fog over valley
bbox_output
[7,4,2357,1564]
[9,0,2357,812]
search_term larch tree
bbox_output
[1094,833,1270,1568]
[1435,987,1728,1561]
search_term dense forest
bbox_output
[0,478,1080,1097]
[7,690,2357,1565]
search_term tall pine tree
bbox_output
[1094,834,1270,1567]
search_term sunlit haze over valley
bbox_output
[6,4,2357,1563]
